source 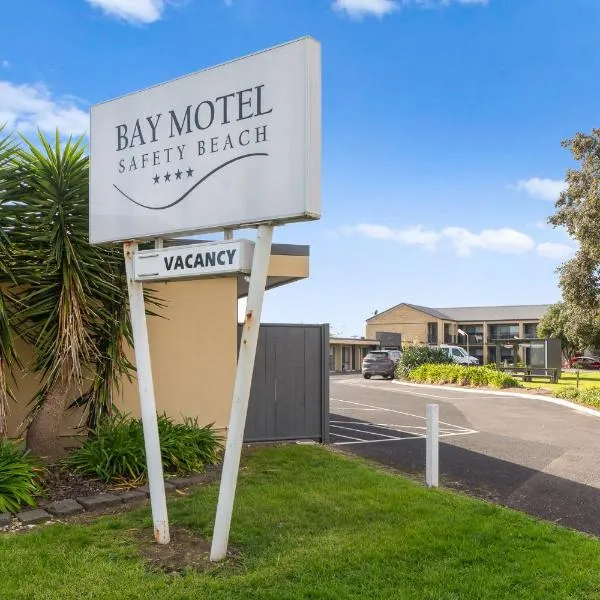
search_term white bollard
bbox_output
[426,403,439,488]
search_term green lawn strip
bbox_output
[2,445,600,599]
[521,370,600,394]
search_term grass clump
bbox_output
[0,440,45,512]
[64,412,223,483]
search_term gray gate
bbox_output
[241,323,330,443]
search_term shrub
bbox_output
[396,346,453,378]
[555,387,580,401]
[579,388,600,407]
[558,386,600,408]
[407,364,520,389]
[64,412,224,483]
[0,440,45,512]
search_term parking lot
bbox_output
[330,375,600,535]
[330,397,476,445]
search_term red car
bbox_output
[568,356,600,369]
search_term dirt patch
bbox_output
[131,525,235,573]
[39,466,115,505]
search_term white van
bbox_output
[439,345,479,366]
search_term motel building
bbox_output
[365,303,551,365]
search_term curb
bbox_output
[391,380,600,419]
[0,472,214,532]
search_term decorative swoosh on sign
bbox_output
[112,152,269,211]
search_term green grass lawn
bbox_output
[520,369,600,394]
[3,445,600,599]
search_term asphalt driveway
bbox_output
[330,375,600,535]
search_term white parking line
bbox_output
[330,424,400,440]
[334,379,478,401]
[331,398,477,433]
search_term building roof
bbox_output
[404,304,453,320]
[434,305,551,322]
[367,303,452,322]
[367,302,552,323]
[330,337,380,346]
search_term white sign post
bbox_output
[123,241,170,543]
[90,37,321,557]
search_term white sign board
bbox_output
[90,37,321,244]
[134,240,253,282]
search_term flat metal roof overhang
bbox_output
[164,238,310,298]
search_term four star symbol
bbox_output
[151,167,194,184]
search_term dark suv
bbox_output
[362,350,396,380]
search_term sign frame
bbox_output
[89,36,321,244]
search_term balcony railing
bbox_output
[488,332,520,341]
[456,334,484,345]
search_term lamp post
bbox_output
[457,328,469,359]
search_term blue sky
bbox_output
[1,0,597,336]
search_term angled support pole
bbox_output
[210,224,274,562]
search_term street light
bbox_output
[457,328,469,358]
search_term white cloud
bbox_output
[442,227,534,257]
[332,0,487,17]
[341,223,440,249]
[535,220,547,230]
[341,222,575,260]
[332,0,398,17]
[514,177,567,202]
[86,0,168,24]
[536,242,576,260]
[0,81,88,136]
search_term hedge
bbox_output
[407,363,521,389]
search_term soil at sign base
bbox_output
[132,526,226,574]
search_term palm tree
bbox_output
[0,127,19,440]
[3,131,134,458]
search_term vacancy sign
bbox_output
[89,37,321,244]
[134,240,253,282]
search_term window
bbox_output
[452,347,468,358]
[524,324,537,338]
[427,322,438,345]
[488,324,519,340]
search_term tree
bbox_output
[0,128,19,440]
[2,131,133,458]
[549,129,600,310]
[538,303,600,359]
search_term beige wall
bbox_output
[116,277,237,431]
[366,305,439,345]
